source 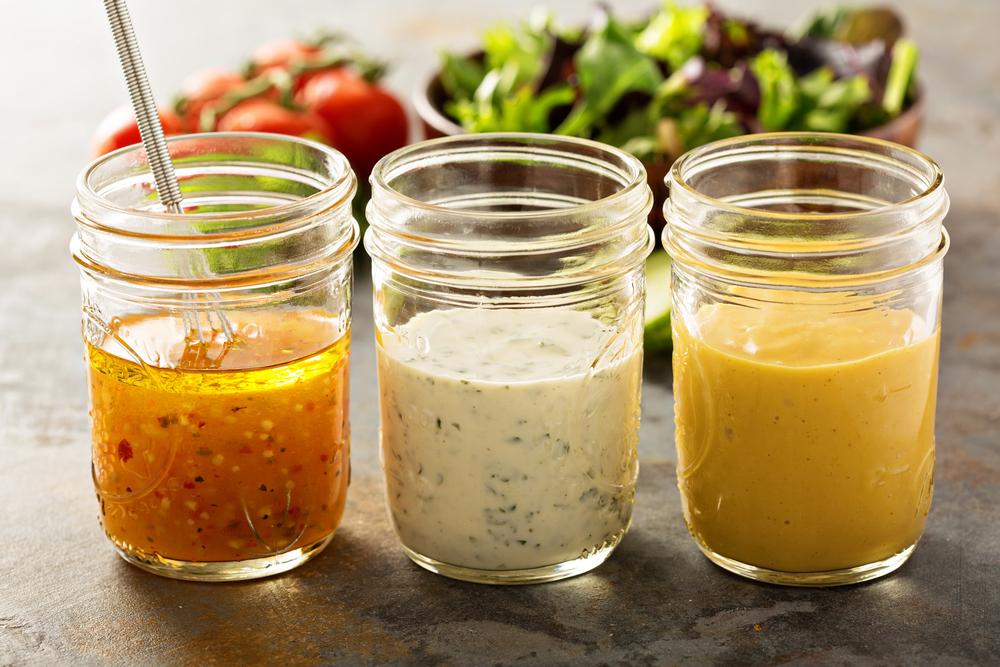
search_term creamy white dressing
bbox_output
[377,307,641,571]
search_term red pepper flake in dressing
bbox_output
[183,481,196,490]
[319,454,328,463]
[117,439,133,463]
[305,401,316,412]
[239,445,253,454]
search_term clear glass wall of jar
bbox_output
[366,133,653,584]
[72,133,358,581]
[664,133,949,586]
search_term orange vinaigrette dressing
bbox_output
[86,309,349,564]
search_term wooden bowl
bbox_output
[413,66,925,229]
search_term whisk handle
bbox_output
[102,0,184,211]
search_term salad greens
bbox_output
[751,49,871,132]
[438,3,920,162]
[555,14,663,137]
[635,2,709,69]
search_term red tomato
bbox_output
[176,69,246,130]
[216,98,335,145]
[92,104,185,156]
[297,69,408,176]
[292,65,338,95]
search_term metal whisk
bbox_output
[102,0,235,345]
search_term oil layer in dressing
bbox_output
[673,303,938,573]
[378,307,641,571]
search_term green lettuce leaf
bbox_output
[750,49,872,133]
[556,13,663,136]
[750,49,799,130]
[672,101,743,149]
[635,2,710,69]
[883,38,918,116]
[439,52,486,101]
[597,73,741,161]
[797,67,871,131]
[481,20,549,100]
[448,85,575,133]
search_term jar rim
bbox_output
[365,132,654,290]
[369,132,648,221]
[669,131,944,222]
[72,132,358,289]
[663,132,949,288]
[75,132,356,241]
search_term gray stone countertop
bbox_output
[1,0,998,664]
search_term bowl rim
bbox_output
[412,67,466,137]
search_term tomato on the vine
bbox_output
[297,69,408,176]
[216,98,335,145]
[247,40,323,76]
[247,39,345,94]
[92,104,185,156]
[91,36,406,171]
[175,69,246,131]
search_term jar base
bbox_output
[696,542,917,587]
[113,532,335,582]
[400,540,622,585]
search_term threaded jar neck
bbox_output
[72,132,357,290]
[365,133,654,290]
[664,132,949,288]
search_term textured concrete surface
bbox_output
[1,0,999,664]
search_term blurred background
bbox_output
[1,0,998,210]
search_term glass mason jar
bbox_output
[366,133,653,584]
[664,133,949,586]
[71,133,358,581]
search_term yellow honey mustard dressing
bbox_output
[87,309,350,564]
[673,303,939,573]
